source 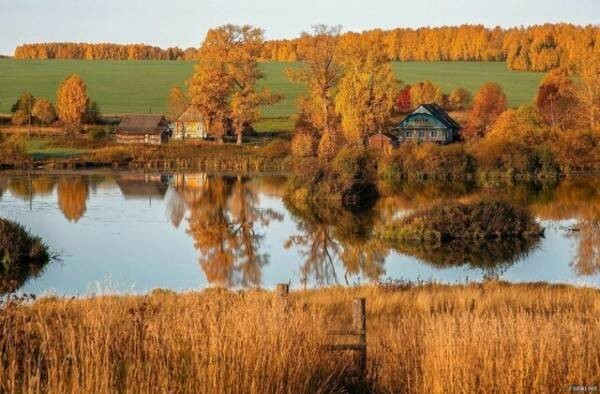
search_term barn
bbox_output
[115,115,171,145]
[395,103,460,144]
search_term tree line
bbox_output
[13,23,600,72]
[13,43,198,61]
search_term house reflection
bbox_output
[116,173,170,203]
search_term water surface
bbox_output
[0,170,598,295]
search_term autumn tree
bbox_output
[465,82,508,139]
[396,85,412,112]
[189,25,280,144]
[535,68,577,130]
[167,85,190,119]
[56,74,89,133]
[448,88,472,111]
[32,99,57,126]
[10,92,35,126]
[410,81,443,107]
[335,32,398,145]
[573,54,600,131]
[287,25,343,159]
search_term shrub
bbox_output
[552,129,600,172]
[258,139,290,159]
[291,132,317,158]
[0,218,50,294]
[332,145,377,190]
[88,126,108,141]
[379,200,543,244]
[384,142,476,183]
[0,134,28,162]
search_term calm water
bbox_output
[1,170,599,296]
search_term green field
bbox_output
[0,60,545,117]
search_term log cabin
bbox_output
[394,103,460,144]
[115,115,171,145]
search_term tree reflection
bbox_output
[8,174,57,201]
[180,175,282,288]
[284,199,388,285]
[57,176,89,222]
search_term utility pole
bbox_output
[27,98,32,138]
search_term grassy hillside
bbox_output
[0,60,544,116]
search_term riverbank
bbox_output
[1,282,598,393]
[0,136,292,172]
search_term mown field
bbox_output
[0,60,544,117]
[1,283,598,393]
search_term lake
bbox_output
[1,170,599,296]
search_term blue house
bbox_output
[394,103,460,144]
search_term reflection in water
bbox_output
[1,172,600,293]
[170,174,283,287]
[285,200,388,285]
[57,176,89,222]
[388,238,540,279]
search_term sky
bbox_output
[0,0,598,55]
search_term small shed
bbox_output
[115,115,170,145]
[369,132,399,152]
[173,105,207,140]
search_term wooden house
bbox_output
[394,104,460,144]
[115,115,171,145]
[368,132,399,152]
[172,106,207,140]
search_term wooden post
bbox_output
[276,283,289,299]
[353,298,367,378]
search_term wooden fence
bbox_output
[276,283,367,380]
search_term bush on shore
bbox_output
[0,218,50,294]
[378,200,542,244]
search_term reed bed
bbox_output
[1,282,599,393]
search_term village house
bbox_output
[368,132,399,152]
[172,105,207,140]
[394,103,460,144]
[115,114,171,145]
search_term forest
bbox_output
[12,23,600,72]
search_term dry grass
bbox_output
[1,282,599,393]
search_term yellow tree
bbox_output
[410,81,444,107]
[56,74,89,134]
[535,68,577,130]
[167,85,190,119]
[287,25,343,159]
[188,29,233,141]
[335,33,398,145]
[574,54,600,131]
[32,99,57,126]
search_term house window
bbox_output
[430,130,437,138]
[405,130,412,138]
[418,130,425,138]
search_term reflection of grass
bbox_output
[26,138,89,160]
[1,283,599,392]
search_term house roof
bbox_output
[176,105,204,123]
[116,114,168,135]
[370,132,398,141]
[418,103,460,129]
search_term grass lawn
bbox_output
[25,138,89,160]
[0,60,545,117]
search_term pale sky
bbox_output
[0,0,598,55]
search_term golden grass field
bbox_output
[1,282,599,393]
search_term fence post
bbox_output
[353,298,367,378]
[276,283,289,299]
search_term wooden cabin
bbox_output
[172,105,207,140]
[368,132,399,152]
[394,104,460,144]
[115,115,171,145]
